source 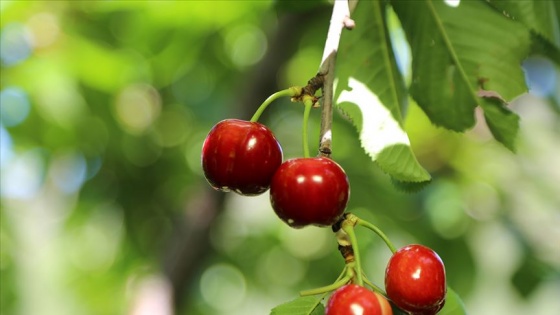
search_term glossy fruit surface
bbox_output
[385,244,446,315]
[269,157,349,228]
[201,119,282,196]
[326,284,391,315]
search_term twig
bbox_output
[317,0,357,157]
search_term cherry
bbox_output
[385,244,446,315]
[326,284,392,315]
[269,157,349,228]
[201,119,282,196]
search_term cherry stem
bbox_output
[302,97,313,158]
[249,87,301,122]
[361,271,386,296]
[342,220,363,286]
[299,267,352,296]
[356,218,397,254]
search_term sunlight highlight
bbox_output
[412,268,422,279]
[246,137,257,150]
[0,149,44,199]
[311,175,323,183]
[336,77,410,159]
[0,23,32,66]
[350,303,364,315]
[114,84,161,135]
[0,87,30,127]
[27,12,60,48]
[444,0,460,8]
[200,264,247,311]
[224,24,267,68]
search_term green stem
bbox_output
[249,87,301,122]
[302,98,313,158]
[300,273,352,296]
[356,218,397,254]
[362,272,386,295]
[342,222,363,286]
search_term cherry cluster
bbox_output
[200,88,447,315]
[201,118,349,228]
[319,216,446,315]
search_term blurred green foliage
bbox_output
[1,1,559,315]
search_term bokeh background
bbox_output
[1,1,559,315]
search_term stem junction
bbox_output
[249,86,301,122]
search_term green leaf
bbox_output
[391,0,531,148]
[270,296,324,315]
[485,0,560,47]
[390,176,432,193]
[530,32,560,67]
[335,0,431,184]
[485,0,560,66]
[439,287,468,315]
[480,98,519,152]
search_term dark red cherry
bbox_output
[269,157,349,228]
[201,119,282,196]
[385,244,446,315]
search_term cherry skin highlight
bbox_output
[326,284,392,315]
[201,119,282,196]
[385,244,446,315]
[269,157,349,228]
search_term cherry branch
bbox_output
[317,0,357,157]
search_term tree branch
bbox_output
[317,0,357,157]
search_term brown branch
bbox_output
[317,0,357,157]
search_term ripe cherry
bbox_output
[201,119,282,196]
[269,157,349,228]
[385,244,446,315]
[326,284,392,315]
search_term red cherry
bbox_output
[269,157,349,228]
[385,244,446,315]
[201,119,282,196]
[326,284,392,315]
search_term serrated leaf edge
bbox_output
[336,77,430,182]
